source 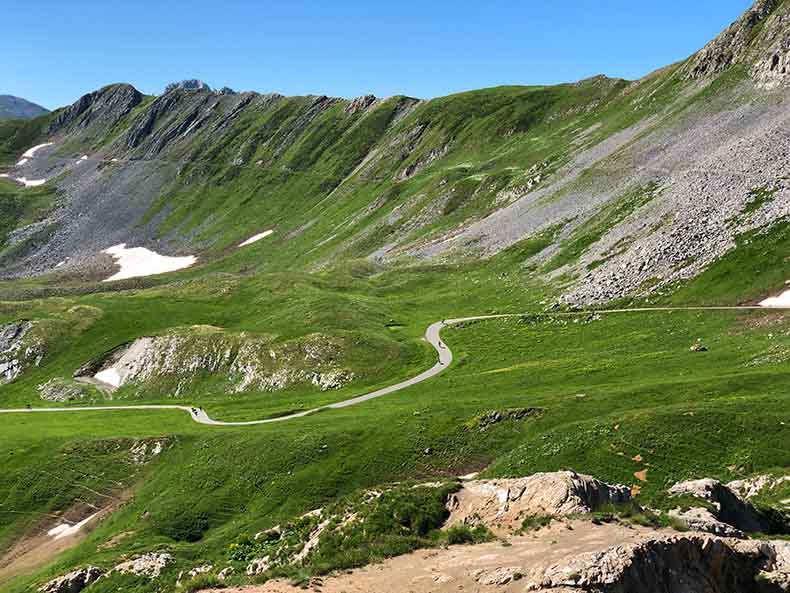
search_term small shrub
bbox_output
[445,524,494,545]
[520,514,553,532]
[183,574,223,593]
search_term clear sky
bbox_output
[2,0,752,110]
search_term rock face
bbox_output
[667,506,745,538]
[39,566,103,593]
[48,84,142,135]
[113,552,173,579]
[84,327,355,396]
[527,535,790,593]
[669,478,769,534]
[446,471,630,533]
[0,321,42,383]
[164,79,212,93]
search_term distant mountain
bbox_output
[0,95,49,120]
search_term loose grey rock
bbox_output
[113,552,173,579]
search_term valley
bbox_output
[1,1,790,592]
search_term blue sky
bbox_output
[3,0,752,110]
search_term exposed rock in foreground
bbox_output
[206,522,790,593]
[446,471,631,533]
[39,566,103,593]
[669,477,770,533]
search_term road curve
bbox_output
[0,306,782,427]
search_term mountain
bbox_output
[1,3,790,593]
[0,0,787,306]
[0,95,48,120]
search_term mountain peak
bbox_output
[164,79,212,94]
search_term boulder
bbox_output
[113,552,173,579]
[667,506,744,537]
[39,566,103,593]
[446,470,630,533]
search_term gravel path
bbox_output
[0,306,782,427]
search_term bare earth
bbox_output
[212,520,660,593]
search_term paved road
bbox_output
[0,306,783,427]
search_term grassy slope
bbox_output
[1,306,788,592]
[1,33,789,592]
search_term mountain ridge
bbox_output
[0,95,49,120]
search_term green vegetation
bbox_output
[1,13,790,591]
[0,115,50,166]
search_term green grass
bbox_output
[1,304,788,592]
[0,40,788,593]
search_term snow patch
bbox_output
[16,177,48,187]
[16,158,29,166]
[22,142,53,158]
[95,367,122,387]
[77,155,88,162]
[239,229,274,247]
[0,175,48,187]
[102,243,197,282]
[760,283,790,308]
[47,513,99,540]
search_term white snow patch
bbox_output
[111,158,119,162]
[47,513,99,540]
[761,288,790,308]
[17,177,47,187]
[79,155,88,161]
[1,176,48,187]
[95,367,122,387]
[102,243,197,282]
[16,158,29,166]
[239,229,274,247]
[56,260,66,268]
[0,173,47,187]
[22,142,53,158]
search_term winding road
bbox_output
[0,306,783,427]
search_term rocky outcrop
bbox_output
[85,327,355,396]
[669,478,769,534]
[728,474,790,499]
[164,79,212,93]
[446,471,630,533]
[0,321,43,383]
[345,94,377,115]
[527,535,790,593]
[39,566,103,593]
[667,506,745,538]
[113,552,173,579]
[37,378,89,402]
[48,84,142,135]
[681,0,790,88]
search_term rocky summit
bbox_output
[2,2,790,593]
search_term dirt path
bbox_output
[0,306,782,427]
[0,497,123,587]
[209,520,663,593]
